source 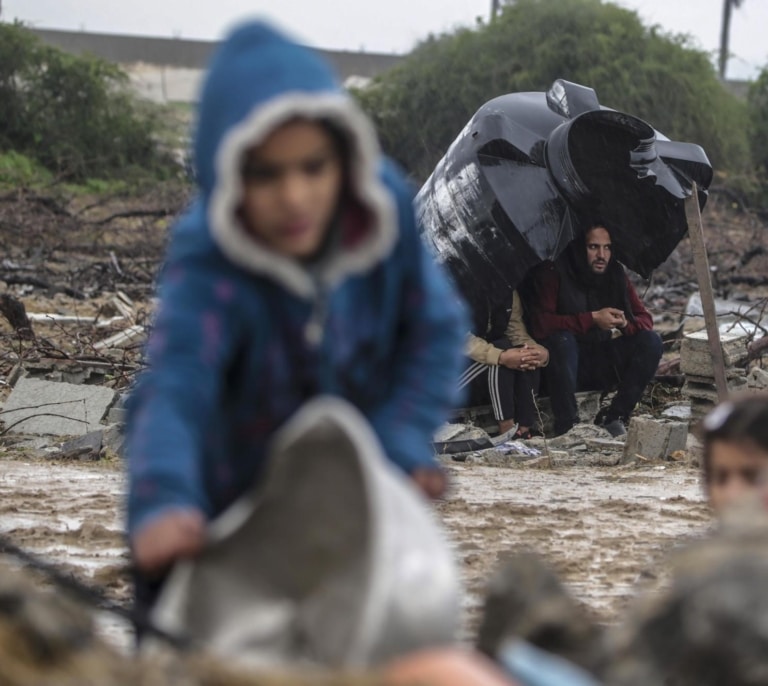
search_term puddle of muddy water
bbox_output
[439,462,712,639]
[0,456,712,652]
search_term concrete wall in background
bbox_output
[28,28,750,104]
[127,64,204,103]
[30,28,403,103]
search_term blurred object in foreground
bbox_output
[148,396,461,669]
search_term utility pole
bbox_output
[719,0,744,80]
[491,0,500,21]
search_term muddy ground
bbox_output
[0,184,763,655]
[0,450,710,653]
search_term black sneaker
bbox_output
[602,418,626,438]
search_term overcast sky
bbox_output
[5,0,767,80]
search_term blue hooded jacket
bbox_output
[125,21,468,535]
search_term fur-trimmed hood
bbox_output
[188,21,396,298]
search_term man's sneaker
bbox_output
[602,418,626,438]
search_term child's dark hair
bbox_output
[700,393,768,484]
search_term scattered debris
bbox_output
[53,430,104,460]
[93,324,146,351]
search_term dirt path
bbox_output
[439,460,711,638]
[0,453,711,652]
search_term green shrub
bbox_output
[748,67,768,174]
[0,22,178,182]
[0,151,53,187]
[355,0,750,182]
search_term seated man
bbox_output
[529,222,662,437]
[461,290,549,439]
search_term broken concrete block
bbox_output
[747,366,768,390]
[577,393,601,421]
[662,404,692,420]
[434,423,488,443]
[682,375,748,403]
[54,430,104,460]
[547,423,606,449]
[18,359,110,385]
[107,407,127,424]
[102,423,125,456]
[520,455,552,468]
[586,437,626,452]
[622,416,688,464]
[680,330,748,377]
[1,378,116,436]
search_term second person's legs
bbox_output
[541,331,580,435]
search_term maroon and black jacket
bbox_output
[529,257,653,342]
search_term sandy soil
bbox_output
[439,459,711,638]
[0,451,711,653]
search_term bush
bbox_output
[745,65,768,208]
[0,151,53,187]
[748,67,768,175]
[355,0,750,182]
[0,22,178,182]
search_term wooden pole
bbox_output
[685,182,729,401]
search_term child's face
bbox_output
[707,438,768,512]
[239,120,343,259]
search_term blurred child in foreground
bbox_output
[124,19,467,611]
[700,392,768,514]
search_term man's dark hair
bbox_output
[585,218,611,235]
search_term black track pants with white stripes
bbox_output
[458,355,540,425]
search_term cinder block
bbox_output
[680,330,748,377]
[622,416,688,464]
[682,375,747,403]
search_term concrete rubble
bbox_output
[622,416,688,464]
[680,329,750,421]
[0,361,128,459]
[434,420,678,468]
[679,329,749,377]
[2,377,116,436]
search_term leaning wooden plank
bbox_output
[27,313,126,327]
[93,324,146,351]
[684,183,728,402]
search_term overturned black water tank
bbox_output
[416,79,713,333]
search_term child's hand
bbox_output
[132,507,206,575]
[411,467,448,499]
[383,647,515,686]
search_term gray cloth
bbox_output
[146,396,460,669]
